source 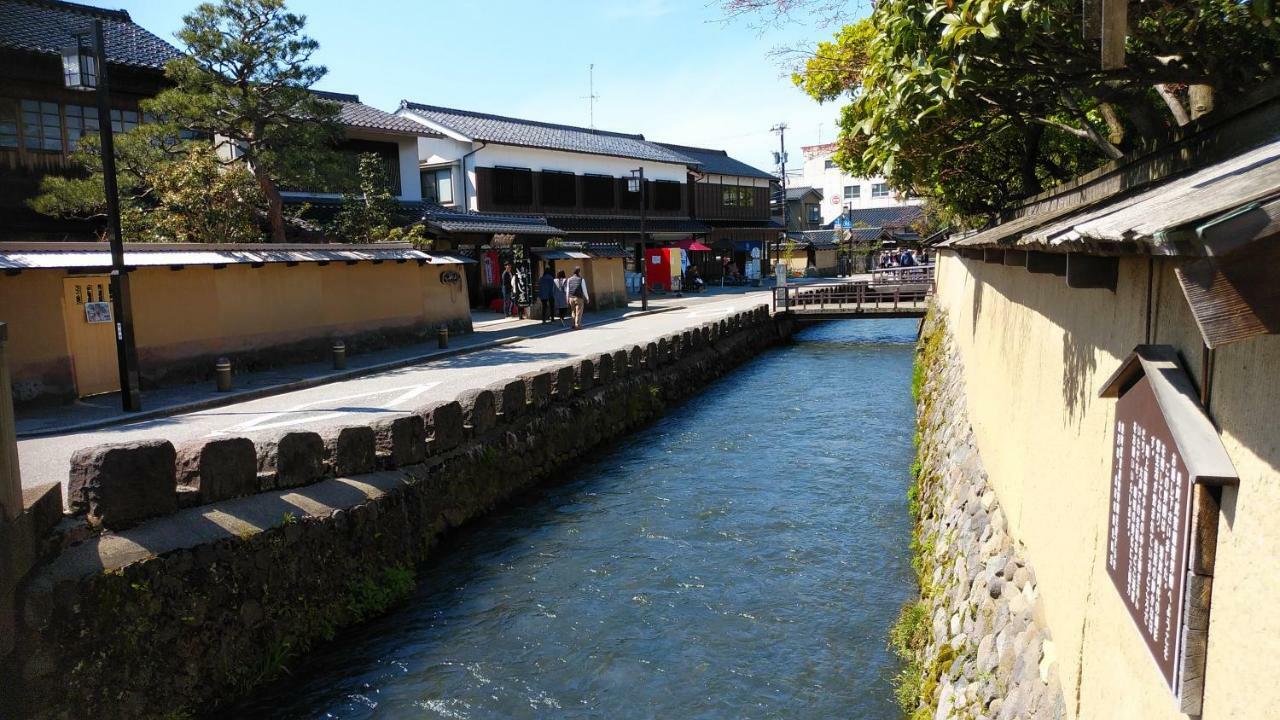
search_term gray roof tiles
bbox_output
[654,142,776,180]
[400,101,696,165]
[312,91,438,136]
[0,0,182,70]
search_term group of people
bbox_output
[878,248,924,268]
[534,265,590,329]
[502,262,591,329]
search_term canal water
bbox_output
[236,319,919,719]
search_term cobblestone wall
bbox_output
[900,307,1066,720]
[6,308,790,720]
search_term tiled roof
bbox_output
[836,205,924,229]
[784,230,840,248]
[408,203,562,236]
[546,216,712,234]
[399,101,696,165]
[848,227,884,243]
[785,186,822,201]
[654,142,776,180]
[311,91,438,137]
[0,0,182,70]
[702,218,785,230]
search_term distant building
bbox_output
[784,186,824,231]
[799,142,922,227]
[653,142,782,282]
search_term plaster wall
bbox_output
[0,270,72,398]
[1,261,471,400]
[581,257,626,310]
[932,250,1280,718]
[701,174,771,188]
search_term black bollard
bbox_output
[438,326,449,349]
[215,357,232,392]
[331,340,346,370]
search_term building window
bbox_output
[582,174,614,208]
[0,101,17,147]
[492,167,533,205]
[65,105,100,149]
[843,185,860,200]
[21,99,62,151]
[653,180,682,211]
[722,186,754,208]
[619,178,642,210]
[422,168,453,204]
[872,182,891,198]
[540,170,576,207]
[824,159,836,169]
[110,108,140,134]
[807,204,820,224]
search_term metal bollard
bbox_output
[214,356,232,392]
[331,340,346,370]
[438,326,449,349]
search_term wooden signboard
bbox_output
[1100,345,1238,713]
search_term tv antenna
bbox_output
[583,64,601,129]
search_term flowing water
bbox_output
[236,319,919,719]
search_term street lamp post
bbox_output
[628,168,649,311]
[64,20,141,411]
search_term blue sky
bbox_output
[83,0,858,177]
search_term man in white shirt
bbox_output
[565,267,590,330]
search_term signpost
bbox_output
[1100,345,1238,713]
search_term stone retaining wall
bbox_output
[899,306,1066,720]
[3,305,790,720]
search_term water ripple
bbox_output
[231,319,918,719]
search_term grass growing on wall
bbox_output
[890,305,946,718]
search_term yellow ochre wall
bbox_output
[583,257,626,310]
[0,260,471,401]
[933,250,1280,719]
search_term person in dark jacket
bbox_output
[538,267,556,323]
[553,270,570,326]
[500,263,515,316]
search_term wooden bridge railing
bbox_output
[772,273,934,315]
[869,263,936,286]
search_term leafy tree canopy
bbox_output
[755,0,1280,225]
[328,154,431,247]
[29,124,265,244]
[145,0,344,241]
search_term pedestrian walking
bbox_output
[500,263,515,317]
[538,267,556,324]
[565,266,590,330]
[553,270,570,327]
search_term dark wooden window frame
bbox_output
[540,169,577,207]
[493,166,534,205]
[653,180,682,211]
[582,173,614,209]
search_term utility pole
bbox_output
[772,123,789,281]
[582,64,600,130]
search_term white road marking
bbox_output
[208,383,439,436]
[687,306,735,318]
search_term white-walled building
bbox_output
[799,142,921,226]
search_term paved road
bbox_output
[19,291,771,493]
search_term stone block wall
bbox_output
[900,306,1066,720]
[5,305,792,720]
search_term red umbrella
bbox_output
[675,237,712,251]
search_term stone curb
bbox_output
[16,305,687,440]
